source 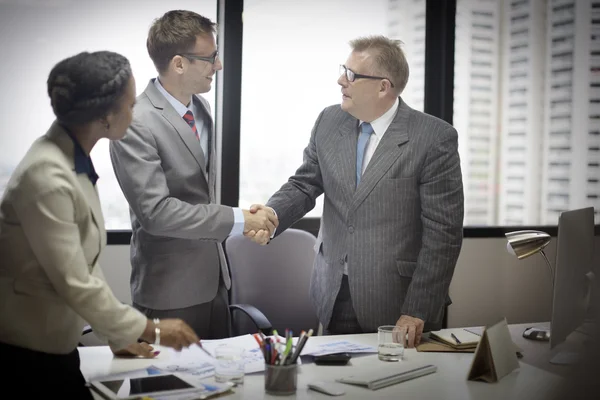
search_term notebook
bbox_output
[417,337,477,353]
[429,328,481,349]
[335,363,437,390]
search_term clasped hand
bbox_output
[242,204,278,245]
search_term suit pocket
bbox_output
[142,237,198,255]
[314,239,330,263]
[383,177,418,197]
[396,260,417,278]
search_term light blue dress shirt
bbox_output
[154,78,244,236]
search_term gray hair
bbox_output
[349,35,409,94]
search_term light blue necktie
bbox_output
[356,122,373,186]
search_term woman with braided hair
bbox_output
[0,51,199,398]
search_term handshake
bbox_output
[242,204,278,245]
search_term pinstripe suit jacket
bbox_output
[109,80,232,311]
[267,98,464,332]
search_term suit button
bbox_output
[348,226,354,233]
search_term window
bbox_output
[455,0,599,225]
[238,0,426,216]
[0,0,216,229]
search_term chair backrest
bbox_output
[225,228,319,336]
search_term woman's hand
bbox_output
[141,318,200,352]
[156,319,200,351]
[110,342,160,358]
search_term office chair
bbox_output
[225,228,320,336]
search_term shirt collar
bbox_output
[62,126,99,185]
[154,77,194,117]
[360,97,399,138]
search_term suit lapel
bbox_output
[193,96,217,202]
[334,116,360,201]
[79,178,106,261]
[144,82,209,183]
[47,123,106,262]
[349,99,410,212]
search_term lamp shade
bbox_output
[505,230,551,260]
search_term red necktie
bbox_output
[183,110,199,140]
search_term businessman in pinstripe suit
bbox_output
[253,36,464,347]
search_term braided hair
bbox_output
[47,51,132,125]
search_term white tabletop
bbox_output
[80,328,565,400]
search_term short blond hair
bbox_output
[349,35,409,94]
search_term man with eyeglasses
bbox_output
[252,35,464,348]
[109,10,277,339]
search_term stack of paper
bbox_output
[300,340,377,357]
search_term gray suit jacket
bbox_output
[110,80,233,310]
[267,98,464,332]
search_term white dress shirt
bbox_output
[154,78,244,236]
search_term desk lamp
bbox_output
[505,230,552,341]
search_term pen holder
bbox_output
[264,362,298,396]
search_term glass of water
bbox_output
[377,325,405,361]
[214,345,245,384]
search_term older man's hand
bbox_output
[394,315,425,348]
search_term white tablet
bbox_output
[89,373,232,400]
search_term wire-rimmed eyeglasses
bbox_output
[339,64,394,87]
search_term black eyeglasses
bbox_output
[339,65,394,87]
[179,51,219,64]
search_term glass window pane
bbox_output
[0,0,216,229]
[239,0,426,217]
[455,0,600,225]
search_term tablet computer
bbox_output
[89,373,231,400]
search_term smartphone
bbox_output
[313,352,352,366]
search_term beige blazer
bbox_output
[0,122,146,354]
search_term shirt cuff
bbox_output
[270,208,277,238]
[229,207,245,236]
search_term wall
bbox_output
[97,237,600,329]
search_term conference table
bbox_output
[80,323,574,400]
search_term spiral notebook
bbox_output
[336,363,437,390]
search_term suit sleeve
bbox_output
[266,109,326,234]
[13,164,147,350]
[109,117,234,241]
[401,127,464,323]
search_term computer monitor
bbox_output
[550,206,596,349]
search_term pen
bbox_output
[264,340,272,364]
[279,336,293,365]
[289,328,313,364]
[252,333,264,348]
[197,341,214,358]
[451,333,462,344]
